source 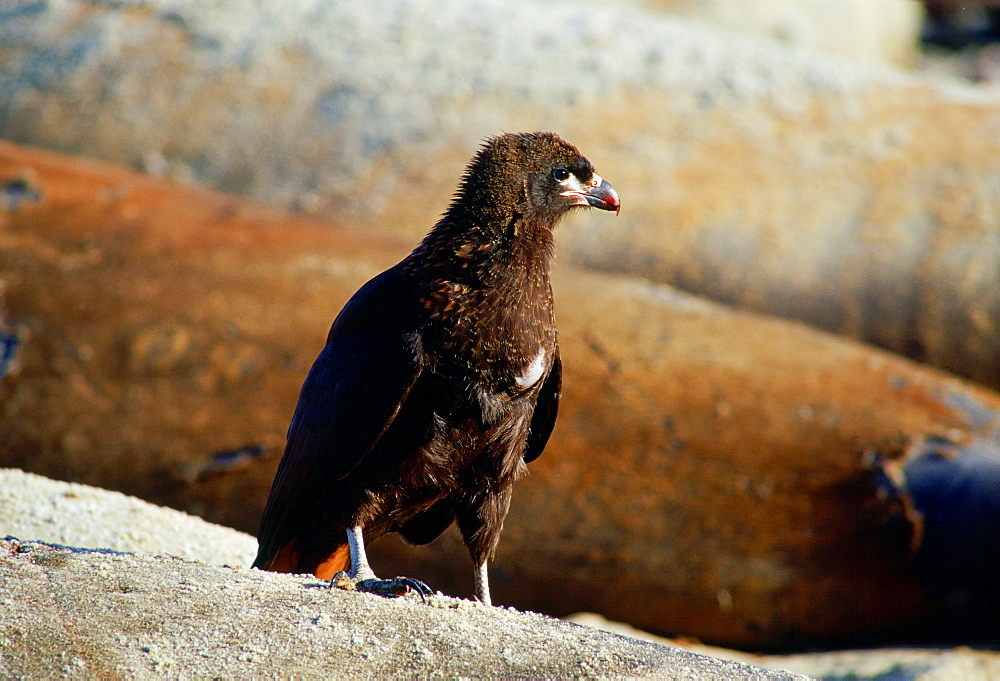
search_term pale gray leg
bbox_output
[474,561,492,606]
[333,525,433,601]
[346,525,377,581]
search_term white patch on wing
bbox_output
[515,348,548,389]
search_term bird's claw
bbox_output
[357,577,433,603]
[330,570,357,591]
[330,571,433,603]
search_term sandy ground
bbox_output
[4,468,1000,679]
[0,469,797,679]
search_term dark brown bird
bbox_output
[252,131,619,604]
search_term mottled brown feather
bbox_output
[252,132,617,595]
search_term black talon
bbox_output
[329,570,355,591]
[354,577,433,603]
[400,577,434,598]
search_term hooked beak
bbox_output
[584,176,620,215]
[560,172,620,215]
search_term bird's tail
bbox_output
[253,540,350,581]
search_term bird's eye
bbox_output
[551,168,570,182]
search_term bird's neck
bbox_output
[404,209,556,286]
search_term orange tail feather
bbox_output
[260,541,350,581]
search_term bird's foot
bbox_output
[330,571,433,603]
[357,577,433,602]
[330,570,357,591]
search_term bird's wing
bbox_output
[254,269,423,569]
[523,348,561,464]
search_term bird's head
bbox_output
[451,132,620,228]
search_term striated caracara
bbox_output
[252,131,620,604]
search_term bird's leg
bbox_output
[455,492,509,606]
[474,560,492,606]
[346,524,377,581]
[330,525,433,601]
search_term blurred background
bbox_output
[2,0,1000,654]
